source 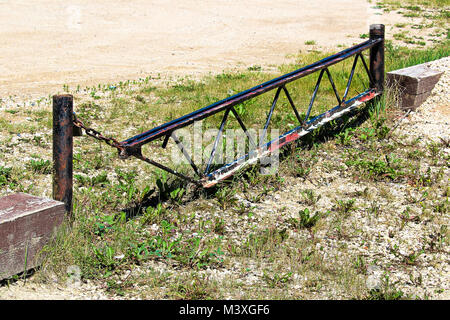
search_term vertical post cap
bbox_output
[370,24,385,38]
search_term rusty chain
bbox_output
[72,113,125,153]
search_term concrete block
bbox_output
[0,193,65,280]
[387,62,443,110]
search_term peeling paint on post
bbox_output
[369,24,385,93]
[52,94,73,217]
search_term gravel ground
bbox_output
[398,57,450,142]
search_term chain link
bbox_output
[72,114,124,153]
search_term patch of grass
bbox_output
[360,33,369,39]
[262,270,293,288]
[214,186,237,210]
[169,273,216,299]
[299,189,322,206]
[364,274,407,300]
[334,199,356,216]
[386,40,450,71]
[0,166,12,186]
[403,11,421,17]
[239,227,289,258]
[345,154,406,181]
[289,208,327,229]
[393,32,409,41]
[404,250,424,265]
[27,158,51,174]
[380,0,449,10]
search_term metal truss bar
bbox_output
[204,107,231,174]
[342,54,359,102]
[282,85,303,124]
[230,107,257,149]
[358,53,375,86]
[162,133,170,149]
[171,131,201,177]
[324,68,342,105]
[132,150,200,185]
[260,87,282,147]
[304,69,325,123]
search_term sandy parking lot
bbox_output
[0,0,393,99]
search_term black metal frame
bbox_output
[117,25,385,188]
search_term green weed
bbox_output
[27,158,51,174]
[262,270,293,288]
[289,208,326,229]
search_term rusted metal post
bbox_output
[369,24,385,93]
[52,94,74,217]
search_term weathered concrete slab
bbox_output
[0,193,65,280]
[400,91,433,112]
[387,62,443,110]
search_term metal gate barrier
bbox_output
[53,24,385,215]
